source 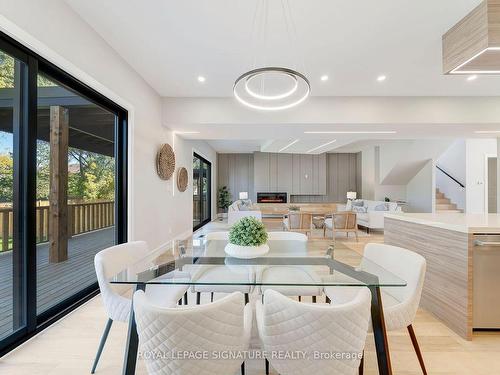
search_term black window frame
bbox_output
[193,152,212,231]
[0,31,128,356]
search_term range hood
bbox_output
[443,0,500,74]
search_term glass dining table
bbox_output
[111,236,406,375]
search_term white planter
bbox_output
[224,243,269,259]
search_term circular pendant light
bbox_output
[233,0,310,111]
[234,67,310,111]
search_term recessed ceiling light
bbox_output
[320,75,329,81]
[304,131,397,134]
[307,140,337,153]
[197,76,206,83]
[474,130,500,134]
[377,75,387,82]
[467,75,478,81]
[279,139,300,152]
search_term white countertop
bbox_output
[385,212,500,233]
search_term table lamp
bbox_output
[346,191,357,201]
[239,192,249,200]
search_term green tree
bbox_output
[0,154,13,203]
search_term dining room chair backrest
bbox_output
[287,211,313,230]
[94,241,149,322]
[362,243,426,319]
[256,289,371,375]
[133,290,252,375]
[333,212,357,230]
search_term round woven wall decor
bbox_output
[177,167,189,192]
[156,143,176,180]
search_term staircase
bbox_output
[435,189,463,213]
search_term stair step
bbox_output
[436,203,457,210]
[437,209,463,213]
[436,198,450,204]
[436,192,445,199]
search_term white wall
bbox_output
[466,139,497,214]
[406,160,435,213]
[0,0,216,249]
[436,139,466,210]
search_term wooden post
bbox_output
[49,106,69,263]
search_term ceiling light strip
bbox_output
[307,140,337,153]
[450,47,500,74]
[304,131,396,134]
[279,139,300,152]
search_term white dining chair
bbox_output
[325,243,428,375]
[133,290,252,375]
[91,241,189,373]
[256,289,371,375]
[192,232,253,304]
[257,232,323,302]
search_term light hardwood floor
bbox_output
[1,219,500,374]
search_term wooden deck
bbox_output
[0,227,114,340]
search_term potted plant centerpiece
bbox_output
[225,217,269,259]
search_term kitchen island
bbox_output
[384,212,500,340]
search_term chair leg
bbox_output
[244,293,249,304]
[265,358,270,375]
[407,324,428,375]
[183,292,188,305]
[196,292,201,305]
[355,230,359,242]
[358,350,364,375]
[241,361,245,375]
[298,296,301,302]
[91,318,113,374]
[325,296,331,304]
[312,296,317,303]
[211,292,214,303]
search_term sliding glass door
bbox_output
[0,47,24,343]
[193,153,211,230]
[0,31,127,354]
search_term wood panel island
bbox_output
[384,212,500,340]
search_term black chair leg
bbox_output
[91,318,113,374]
[265,358,270,375]
[196,292,201,305]
[408,325,428,375]
[358,350,364,375]
[211,292,214,302]
[312,296,317,303]
[298,296,301,302]
[183,292,188,305]
[241,361,245,375]
[325,296,331,304]
[244,293,249,304]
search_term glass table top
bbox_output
[110,236,407,288]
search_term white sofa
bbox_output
[337,200,401,232]
[227,200,262,225]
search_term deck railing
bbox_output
[0,201,115,252]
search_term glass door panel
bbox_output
[0,49,24,341]
[36,72,117,315]
[193,153,211,230]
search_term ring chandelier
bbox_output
[233,0,310,111]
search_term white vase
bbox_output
[224,243,269,259]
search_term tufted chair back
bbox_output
[256,289,371,375]
[133,291,252,375]
[94,241,150,322]
[362,243,426,327]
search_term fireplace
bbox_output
[257,192,287,203]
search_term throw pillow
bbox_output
[352,200,364,207]
[352,206,367,213]
[374,203,389,211]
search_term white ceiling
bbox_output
[64,0,500,97]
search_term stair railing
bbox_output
[436,165,465,189]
